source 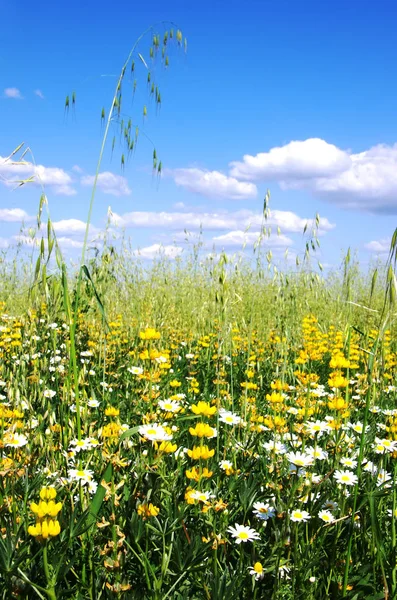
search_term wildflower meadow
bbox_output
[1,21,397,600]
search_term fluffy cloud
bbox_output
[4,88,23,99]
[111,208,334,234]
[0,208,32,222]
[34,89,45,99]
[56,237,84,249]
[230,139,350,182]
[171,168,257,200]
[230,138,397,213]
[0,156,75,195]
[13,234,84,250]
[135,244,183,260]
[81,172,131,196]
[212,230,293,248]
[51,219,98,236]
[365,238,391,253]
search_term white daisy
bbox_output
[138,423,173,442]
[290,509,311,522]
[227,523,260,544]
[334,470,358,486]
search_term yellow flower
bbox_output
[214,498,228,512]
[189,422,216,438]
[266,391,284,405]
[28,487,62,540]
[241,382,258,391]
[30,500,62,519]
[169,380,182,388]
[185,487,196,504]
[191,401,216,417]
[187,445,215,460]
[139,328,161,340]
[105,406,120,417]
[137,503,160,519]
[328,397,349,411]
[185,467,213,481]
[157,441,177,453]
[328,372,348,388]
[329,355,350,369]
[39,487,57,501]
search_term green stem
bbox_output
[43,543,57,600]
[391,462,397,596]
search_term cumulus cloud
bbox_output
[111,208,334,235]
[212,230,293,248]
[81,172,131,196]
[34,89,45,99]
[56,237,84,249]
[365,238,391,254]
[51,219,98,236]
[135,244,183,260]
[230,138,397,213]
[3,87,23,99]
[230,139,350,182]
[0,208,33,222]
[0,156,75,195]
[13,233,89,251]
[171,168,257,200]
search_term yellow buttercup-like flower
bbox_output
[28,487,62,541]
[191,401,216,417]
[189,422,216,438]
[187,445,215,460]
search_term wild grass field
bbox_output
[1,25,397,600]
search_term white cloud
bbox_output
[4,87,23,99]
[34,89,45,99]
[51,219,98,236]
[56,237,84,249]
[0,238,9,249]
[0,208,32,222]
[365,238,391,253]
[13,234,87,251]
[230,139,350,181]
[135,244,183,259]
[111,208,334,234]
[230,138,397,213]
[212,230,293,248]
[0,156,75,195]
[171,168,257,200]
[81,172,131,196]
[301,144,397,211]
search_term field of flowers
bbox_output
[1,23,397,600]
[0,251,397,599]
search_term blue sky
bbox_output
[1,0,396,266]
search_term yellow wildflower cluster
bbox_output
[186,466,213,481]
[187,445,215,460]
[189,422,216,438]
[139,328,161,340]
[137,503,160,519]
[191,401,216,417]
[28,487,62,541]
[295,315,328,363]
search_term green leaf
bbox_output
[71,463,113,537]
[119,425,140,443]
[81,264,109,331]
